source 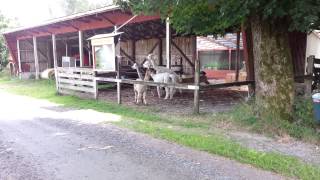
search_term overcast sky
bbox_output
[0,0,110,27]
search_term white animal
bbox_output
[143,53,182,96]
[132,63,151,104]
[143,54,179,76]
[149,69,174,99]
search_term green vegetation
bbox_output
[117,0,320,122]
[218,101,320,144]
[204,61,229,70]
[0,11,9,69]
[1,73,320,179]
[116,119,320,180]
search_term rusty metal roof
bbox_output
[197,34,243,51]
[3,5,120,34]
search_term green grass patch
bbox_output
[116,119,320,180]
[1,75,320,179]
[217,101,320,143]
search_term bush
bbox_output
[293,97,316,128]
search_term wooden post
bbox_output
[79,31,84,67]
[117,62,121,104]
[116,37,121,104]
[88,41,92,66]
[194,59,200,114]
[46,40,52,68]
[52,34,59,91]
[65,40,68,56]
[132,40,136,62]
[192,36,200,114]
[33,36,40,80]
[235,31,240,81]
[166,17,171,69]
[17,39,22,79]
[94,79,98,100]
[228,49,232,70]
[305,55,314,96]
[242,27,255,95]
[158,38,163,66]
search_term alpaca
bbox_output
[132,63,151,104]
[149,68,174,99]
[143,53,182,96]
[144,54,180,78]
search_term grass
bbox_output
[1,71,320,179]
[217,101,320,143]
[116,119,320,179]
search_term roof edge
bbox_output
[3,5,120,35]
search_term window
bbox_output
[94,44,115,71]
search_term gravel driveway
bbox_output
[0,91,284,180]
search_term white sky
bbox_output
[0,0,109,27]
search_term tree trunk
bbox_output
[250,16,294,120]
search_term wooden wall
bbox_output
[121,36,196,74]
[19,38,52,73]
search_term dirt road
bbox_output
[0,91,283,180]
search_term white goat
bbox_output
[132,63,151,104]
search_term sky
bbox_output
[0,0,110,27]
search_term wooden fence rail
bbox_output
[56,67,97,99]
[55,67,253,114]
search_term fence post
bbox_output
[94,78,98,100]
[194,59,200,114]
[305,55,314,96]
[116,37,122,104]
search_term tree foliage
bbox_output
[116,0,320,120]
[117,0,320,35]
[0,11,9,68]
[60,0,113,15]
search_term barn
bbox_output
[3,5,312,113]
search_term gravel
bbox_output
[0,91,284,180]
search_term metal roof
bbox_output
[88,32,123,40]
[197,37,228,51]
[197,34,243,51]
[3,5,120,34]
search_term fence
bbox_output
[56,67,97,99]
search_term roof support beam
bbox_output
[33,36,40,79]
[101,14,116,25]
[52,34,59,91]
[158,38,163,66]
[228,49,232,70]
[79,30,84,67]
[235,31,240,81]
[17,39,22,79]
[166,17,171,69]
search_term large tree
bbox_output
[0,11,9,69]
[116,0,320,120]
